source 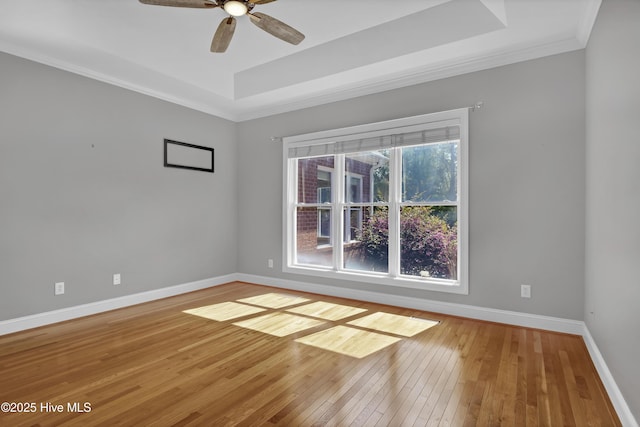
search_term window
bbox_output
[283,109,468,294]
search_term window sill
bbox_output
[283,264,468,295]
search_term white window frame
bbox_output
[283,109,469,295]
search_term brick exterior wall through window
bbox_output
[295,156,375,257]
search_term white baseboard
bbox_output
[0,272,583,336]
[0,274,235,336]
[236,273,584,334]
[582,326,639,427]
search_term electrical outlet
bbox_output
[268,259,274,269]
[521,284,531,298]
[113,273,121,285]
[54,282,65,296]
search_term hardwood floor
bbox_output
[0,282,620,426]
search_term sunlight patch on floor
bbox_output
[236,293,311,309]
[295,325,402,359]
[182,293,439,358]
[286,301,367,321]
[232,312,325,337]
[183,302,266,321]
[347,312,439,337]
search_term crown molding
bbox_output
[235,36,584,121]
[2,33,587,123]
[576,0,602,46]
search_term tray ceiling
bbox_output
[0,0,600,121]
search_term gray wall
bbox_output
[585,0,640,420]
[0,52,237,320]
[237,51,586,320]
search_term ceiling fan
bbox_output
[139,0,305,53]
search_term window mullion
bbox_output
[287,158,298,267]
[333,154,345,271]
[388,147,401,277]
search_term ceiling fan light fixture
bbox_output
[223,1,248,16]
[139,0,306,53]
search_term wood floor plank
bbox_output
[410,324,466,424]
[329,333,424,426]
[0,282,621,426]
[427,322,480,426]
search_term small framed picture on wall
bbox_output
[164,139,214,173]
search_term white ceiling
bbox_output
[0,0,600,122]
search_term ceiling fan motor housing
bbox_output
[221,0,255,16]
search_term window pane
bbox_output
[344,207,362,242]
[344,206,389,273]
[318,208,331,240]
[346,176,363,203]
[317,171,332,203]
[402,142,457,203]
[298,156,334,204]
[296,207,333,267]
[345,150,389,203]
[400,206,457,280]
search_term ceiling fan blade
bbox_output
[249,12,304,45]
[250,0,278,4]
[138,0,217,8]
[211,17,236,53]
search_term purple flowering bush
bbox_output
[358,208,390,270]
[358,206,457,279]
